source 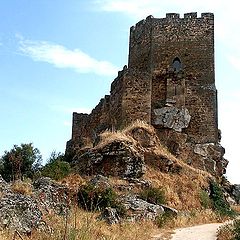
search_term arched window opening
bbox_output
[172,57,182,72]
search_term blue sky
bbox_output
[0,0,239,183]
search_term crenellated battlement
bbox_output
[130,12,214,34]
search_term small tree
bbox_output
[40,151,71,180]
[0,143,42,182]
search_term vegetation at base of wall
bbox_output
[40,151,71,181]
[77,183,125,216]
[209,181,235,217]
[139,187,166,205]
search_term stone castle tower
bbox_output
[67,13,227,176]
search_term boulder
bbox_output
[33,177,71,215]
[73,140,145,178]
[101,207,120,224]
[232,184,240,204]
[153,107,191,132]
[89,175,111,189]
[120,195,164,221]
[0,193,43,234]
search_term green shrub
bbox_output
[78,184,125,216]
[139,187,166,205]
[199,190,212,209]
[233,219,240,240]
[41,160,71,180]
[209,181,234,217]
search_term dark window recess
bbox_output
[172,57,182,72]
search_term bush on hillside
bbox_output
[77,183,125,216]
[139,187,166,205]
[209,181,234,217]
[199,190,212,209]
[40,151,71,180]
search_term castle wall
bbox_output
[121,69,152,125]
[129,13,218,144]
[69,12,219,150]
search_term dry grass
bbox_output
[231,205,240,214]
[123,119,156,135]
[217,223,234,240]
[0,208,159,240]
[59,173,86,192]
[11,180,33,196]
[144,166,209,210]
[165,209,219,229]
[95,130,136,150]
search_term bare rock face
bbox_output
[232,184,240,204]
[0,192,43,234]
[101,207,120,224]
[154,107,191,132]
[0,175,71,234]
[33,177,71,215]
[120,195,164,221]
[73,140,145,178]
[193,143,228,176]
[0,176,44,234]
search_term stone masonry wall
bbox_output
[129,13,217,144]
[66,12,227,177]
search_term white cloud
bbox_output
[95,0,221,18]
[18,37,118,76]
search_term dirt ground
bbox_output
[152,223,223,240]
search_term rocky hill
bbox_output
[1,121,238,239]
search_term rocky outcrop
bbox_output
[33,177,71,215]
[0,176,71,234]
[153,107,191,132]
[120,195,164,221]
[0,192,43,234]
[232,184,240,204]
[73,140,145,178]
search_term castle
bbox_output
[66,12,228,176]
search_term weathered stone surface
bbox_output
[232,184,240,204]
[101,207,120,224]
[194,143,212,157]
[73,140,145,178]
[120,195,164,221]
[89,175,111,189]
[0,176,73,233]
[33,177,71,215]
[154,107,191,132]
[0,192,42,233]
